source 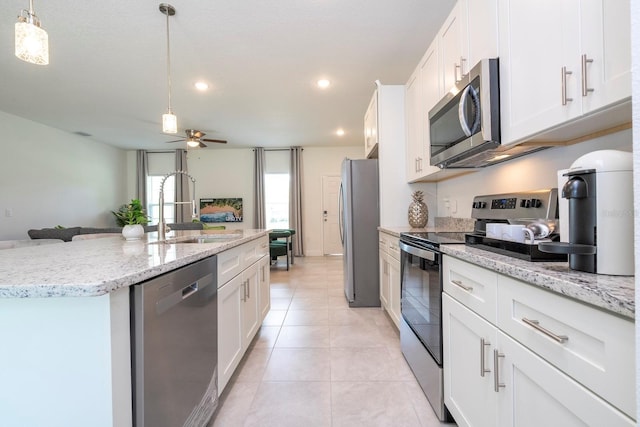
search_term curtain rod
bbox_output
[253,148,304,152]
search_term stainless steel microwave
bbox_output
[429,58,501,168]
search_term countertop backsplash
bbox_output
[433,217,475,232]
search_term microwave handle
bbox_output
[458,85,473,137]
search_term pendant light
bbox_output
[15,0,49,65]
[160,3,177,134]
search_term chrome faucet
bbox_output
[158,170,197,241]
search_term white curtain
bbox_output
[175,149,191,222]
[289,147,304,256]
[254,148,266,229]
[136,150,148,207]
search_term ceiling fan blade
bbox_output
[165,139,185,143]
[201,138,227,144]
[198,141,207,148]
[193,130,205,138]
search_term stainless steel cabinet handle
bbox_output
[581,54,594,96]
[454,62,462,83]
[451,279,473,292]
[480,338,491,377]
[493,349,505,392]
[561,66,573,105]
[522,318,569,343]
[241,281,246,302]
[460,56,467,77]
[247,279,251,299]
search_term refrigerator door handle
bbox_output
[338,182,344,245]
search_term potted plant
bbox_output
[112,199,149,241]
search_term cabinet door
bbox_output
[498,0,581,145]
[496,331,635,427]
[387,255,401,329]
[241,262,260,350]
[460,0,498,67]
[379,250,390,310]
[405,69,422,182]
[418,39,443,179]
[443,294,498,427]
[580,0,631,113]
[217,274,244,394]
[364,92,378,158]
[440,3,466,92]
[258,255,270,322]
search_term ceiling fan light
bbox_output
[186,139,200,148]
[15,12,49,65]
[162,112,177,134]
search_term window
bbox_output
[146,175,175,225]
[265,173,289,229]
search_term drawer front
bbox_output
[387,238,400,262]
[497,275,636,418]
[253,236,269,260]
[379,232,390,254]
[243,236,269,267]
[443,255,498,324]
[217,244,244,286]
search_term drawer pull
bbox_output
[480,338,491,377]
[522,318,569,343]
[451,279,473,292]
[493,349,505,392]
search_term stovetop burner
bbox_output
[465,233,567,262]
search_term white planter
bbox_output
[122,224,144,241]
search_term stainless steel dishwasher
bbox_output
[131,256,218,427]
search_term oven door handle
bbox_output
[399,241,436,261]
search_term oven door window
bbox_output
[401,248,442,365]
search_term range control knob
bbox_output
[530,198,542,208]
[479,201,486,209]
[520,199,527,208]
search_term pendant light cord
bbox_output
[165,9,173,113]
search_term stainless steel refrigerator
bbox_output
[339,158,380,307]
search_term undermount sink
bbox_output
[151,234,243,244]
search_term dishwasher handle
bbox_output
[182,282,199,299]
[155,273,213,315]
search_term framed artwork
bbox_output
[200,198,243,223]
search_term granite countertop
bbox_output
[442,244,635,320]
[0,229,269,299]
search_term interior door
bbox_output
[322,175,343,255]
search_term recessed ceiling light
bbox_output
[194,81,209,91]
[317,79,331,89]
[336,128,345,136]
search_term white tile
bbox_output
[263,348,331,381]
[245,381,331,427]
[276,325,330,348]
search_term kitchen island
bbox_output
[0,229,269,427]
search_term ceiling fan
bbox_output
[165,129,227,148]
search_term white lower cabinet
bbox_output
[258,255,270,321]
[443,255,635,427]
[443,294,498,427]
[379,231,401,329]
[496,330,634,427]
[217,236,270,395]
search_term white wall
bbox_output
[435,129,632,219]
[0,111,128,240]
[185,148,255,230]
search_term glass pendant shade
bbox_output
[187,139,200,148]
[162,112,178,134]
[15,21,49,65]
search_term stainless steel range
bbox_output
[464,188,567,262]
[399,231,466,422]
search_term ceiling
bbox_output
[0,0,455,150]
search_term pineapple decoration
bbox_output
[408,190,429,228]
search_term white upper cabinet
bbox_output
[439,3,467,93]
[405,39,442,183]
[460,0,498,67]
[579,0,631,114]
[405,0,497,182]
[364,91,379,158]
[499,0,631,146]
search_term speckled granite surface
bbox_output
[442,245,635,320]
[379,217,475,237]
[0,229,269,298]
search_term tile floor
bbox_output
[211,256,454,427]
